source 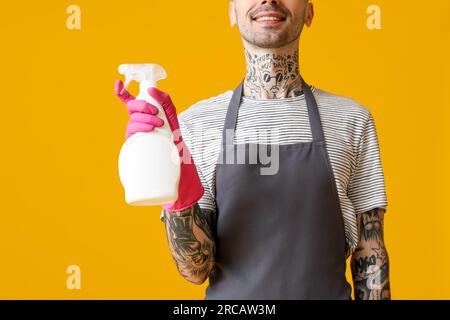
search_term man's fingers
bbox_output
[114,79,124,94]
[129,113,165,127]
[126,100,159,115]
[126,123,155,139]
[115,80,135,104]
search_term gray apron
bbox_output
[205,79,352,300]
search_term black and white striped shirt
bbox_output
[162,86,388,256]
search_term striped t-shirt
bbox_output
[161,85,388,257]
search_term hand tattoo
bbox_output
[351,208,391,300]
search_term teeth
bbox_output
[255,16,283,22]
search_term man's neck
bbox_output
[243,46,303,100]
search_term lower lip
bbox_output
[253,19,285,26]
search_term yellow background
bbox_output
[0,0,449,299]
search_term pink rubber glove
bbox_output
[115,80,204,212]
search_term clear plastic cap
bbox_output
[118,64,167,94]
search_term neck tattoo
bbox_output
[244,48,303,100]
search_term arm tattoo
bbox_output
[351,208,391,300]
[163,203,216,284]
[244,48,303,99]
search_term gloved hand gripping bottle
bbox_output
[117,64,180,206]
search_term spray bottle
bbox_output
[117,64,180,206]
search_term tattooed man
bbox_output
[115,0,390,300]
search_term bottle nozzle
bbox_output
[118,64,167,92]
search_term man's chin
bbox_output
[250,36,290,49]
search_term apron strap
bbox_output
[302,78,325,143]
[222,78,325,148]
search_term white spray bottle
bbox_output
[118,64,180,206]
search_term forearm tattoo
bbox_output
[244,48,303,99]
[351,208,391,300]
[163,204,216,284]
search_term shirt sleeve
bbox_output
[160,116,217,221]
[347,112,388,215]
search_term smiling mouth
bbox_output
[252,12,287,23]
[254,16,285,22]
